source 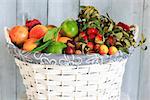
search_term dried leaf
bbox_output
[124,39,131,48]
[123,31,129,38]
[115,32,123,40]
[108,23,114,32]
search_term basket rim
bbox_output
[6,41,130,66]
[5,27,133,66]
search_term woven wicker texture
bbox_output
[4,26,139,100]
[15,58,127,100]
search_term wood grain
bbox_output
[110,1,144,100]
[16,0,48,99]
[138,0,150,99]
[0,0,149,100]
[80,0,144,100]
[17,0,48,25]
[0,0,17,100]
[48,0,79,26]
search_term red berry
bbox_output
[89,34,96,40]
[105,36,117,46]
[79,32,86,38]
[95,34,103,43]
[65,46,75,54]
[117,22,130,31]
[94,44,100,52]
[26,19,41,31]
[82,36,88,42]
[87,28,98,35]
[87,42,94,49]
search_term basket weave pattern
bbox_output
[15,58,127,100]
[4,26,138,100]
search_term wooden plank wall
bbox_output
[138,0,150,100]
[0,0,17,100]
[16,0,48,99]
[0,0,149,100]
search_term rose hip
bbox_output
[65,46,75,54]
[95,34,103,43]
[87,28,98,35]
[94,44,100,52]
[87,42,94,50]
[79,32,86,38]
[89,34,96,40]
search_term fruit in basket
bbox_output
[75,50,82,55]
[99,45,109,55]
[94,44,100,52]
[95,34,103,44]
[9,26,28,45]
[29,25,48,39]
[117,22,130,31]
[58,37,72,43]
[82,35,88,42]
[87,42,94,50]
[46,42,67,54]
[89,34,96,40]
[105,36,117,46]
[26,19,41,31]
[8,6,147,55]
[108,46,118,55]
[23,38,38,51]
[47,25,57,30]
[62,19,78,38]
[87,28,98,35]
[67,40,76,48]
[65,46,75,54]
[79,32,86,38]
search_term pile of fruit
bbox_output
[9,6,146,55]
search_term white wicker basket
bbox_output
[4,25,139,100]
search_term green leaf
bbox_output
[35,37,43,45]
[131,41,136,46]
[31,40,52,53]
[43,28,58,42]
[108,23,113,32]
[115,32,123,40]
[98,27,105,34]
[80,6,86,9]
[94,20,100,27]
[113,28,121,33]
[103,26,108,33]
[90,18,99,21]
[116,42,123,46]
[124,39,131,48]
[119,47,129,54]
[54,27,61,41]
[141,33,146,43]
[123,31,129,38]
[82,24,88,31]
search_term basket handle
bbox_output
[130,24,139,41]
[4,27,13,45]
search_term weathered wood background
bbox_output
[0,0,149,100]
